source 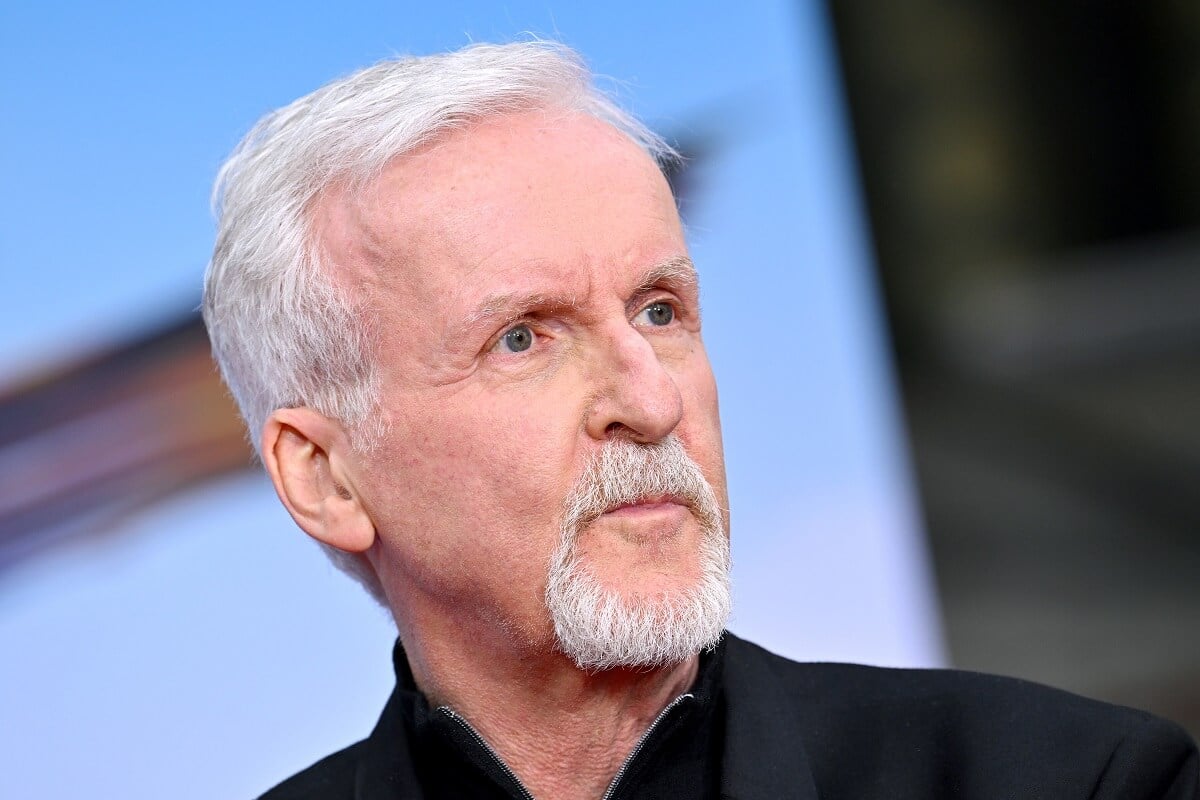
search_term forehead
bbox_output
[313,111,685,312]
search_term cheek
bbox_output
[676,354,728,497]
[368,390,581,577]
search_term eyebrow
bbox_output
[626,256,699,312]
[454,255,700,342]
[460,290,577,332]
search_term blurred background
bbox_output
[829,0,1200,736]
[0,2,1196,797]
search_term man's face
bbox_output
[318,110,728,654]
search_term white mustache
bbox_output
[560,435,723,539]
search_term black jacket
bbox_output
[260,633,1199,799]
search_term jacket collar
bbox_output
[355,633,821,800]
[354,641,427,799]
[718,633,820,800]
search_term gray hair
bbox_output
[202,41,678,604]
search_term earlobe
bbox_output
[262,408,376,554]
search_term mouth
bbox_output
[601,494,689,517]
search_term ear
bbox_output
[261,407,376,554]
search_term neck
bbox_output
[399,613,700,800]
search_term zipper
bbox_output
[599,692,693,800]
[440,692,693,800]
[439,706,536,800]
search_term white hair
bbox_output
[202,42,679,603]
[547,436,731,670]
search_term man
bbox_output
[204,41,1198,799]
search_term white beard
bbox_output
[545,436,732,671]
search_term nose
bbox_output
[584,323,684,443]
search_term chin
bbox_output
[544,532,732,671]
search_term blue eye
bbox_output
[495,323,535,353]
[635,302,675,326]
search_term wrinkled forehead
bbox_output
[309,110,681,310]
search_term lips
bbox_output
[604,494,688,515]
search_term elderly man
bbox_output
[204,42,1197,800]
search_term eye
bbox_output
[634,301,675,327]
[492,323,536,354]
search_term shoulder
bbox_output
[722,634,1199,798]
[256,740,367,800]
[723,632,1175,733]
